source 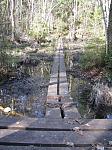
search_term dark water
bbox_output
[0,60,52,118]
[65,50,112,119]
[67,75,92,118]
[64,50,91,118]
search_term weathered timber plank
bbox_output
[46,108,61,119]
[0,146,74,150]
[0,129,112,145]
[0,117,77,129]
[47,50,59,98]
[58,49,80,119]
[64,106,81,119]
[59,49,69,97]
[46,49,60,117]
[1,117,112,130]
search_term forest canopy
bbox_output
[0,0,112,75]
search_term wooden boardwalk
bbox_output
[0,117,112,149]
[46,48,80,119]
[0,47,112,149]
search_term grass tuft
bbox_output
[80,38,106,70]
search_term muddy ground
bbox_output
[0,38,112,119]
[64,39,112,119]
[0,43,54,118]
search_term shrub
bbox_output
[28,22,48,42]
[80,38,105,70]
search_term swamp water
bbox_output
[65,50,112,119]
[0,58,52,118]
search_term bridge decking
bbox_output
[0,48,112,149]
[46,48,80,119]
[0,117,112,149]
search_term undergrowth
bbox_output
[80,38,106,70]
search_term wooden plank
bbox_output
[64,105,81,119]
[0,117,77,129]
[1,117,112,130]
[46,49,60,118]
[46,108,61,119]
[0,118,112,149]
[0,129,112,146]
[58,49,80,119]
[59,49,69,97]
[47,53,59,98]
[46,48,80,119]
[81,119,112,130]
[0,146,74,150]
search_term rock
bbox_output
[4,107,11,113]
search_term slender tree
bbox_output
[10,0,15,41]
[107,0,112,53]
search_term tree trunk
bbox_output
[107,0,112,53]
[10,0,15,41]
[98,0,111,54]
[72,0,78,41]
[42,0,47,21]
[30,0,34,28]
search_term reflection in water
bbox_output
[65,50,112,119]
[65,51,91,118]
[68,75,90,118]
[21,61,51,78]
[0,60,52,118]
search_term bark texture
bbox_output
[107,0,112,53]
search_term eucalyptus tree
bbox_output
[0,0,10,41]
[0,0,109,42]
[98,0,111,54]
[107,0,112,54]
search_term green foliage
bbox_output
[57,0,72,5]
[105,52,112,69]
[0,51,9,65]
[53,0,72,23]
[56,20,69,35]
[80,38,106,70]
[76,0,104,38]
[106,70,112,81]
[0,49,18,68]
[29,22,48,41]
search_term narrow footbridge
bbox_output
[46,48,80,119]
[0,48,112,150]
